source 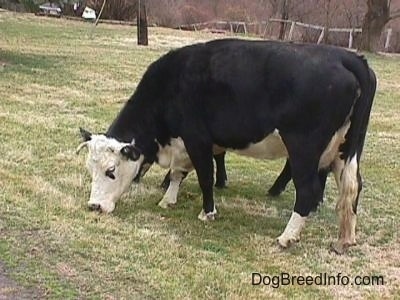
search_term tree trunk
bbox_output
[137,0,148,46]
[360,0,390,52]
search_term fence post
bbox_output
[385,28,392,52]
[317,28,324,44]
[348,28,354,49]
[288,21,295,41]
[243,22,248,35]
[262,21,269,38]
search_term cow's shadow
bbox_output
[113,176,308,253]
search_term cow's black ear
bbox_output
[80,127,92,142]
[120,145,141,161]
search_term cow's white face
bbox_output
[76,129,143,213]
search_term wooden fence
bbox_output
[177,18,394,52]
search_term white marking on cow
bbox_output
[158,170,186,208]
[158,131,288,170]
[331,158,345,188]
[319,121,351,169]
[198,206,218,221]
[231,129,287,160]
[156,138,194,208]
[277,212,306,248]
[158,178,180,208]
[157,138,192,170]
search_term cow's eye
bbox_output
[105,166,116,180]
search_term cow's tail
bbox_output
[341,54,376,162]
[331,54,376,254]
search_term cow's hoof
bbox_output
[276,235,299,249]
[330,240,356,255]
[268,187,284,197]
[88,203,101,212]
[158,200,168,209]
[158,199,176,209]
[215,180,227,189]
[88,202,115,213]
[198,208,217,221]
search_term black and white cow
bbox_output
[76,39,376,253]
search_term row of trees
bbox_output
[147,0,400,52]
[82,0,400,52]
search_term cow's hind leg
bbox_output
[277,173,323,248]
[276,142,324,248]
[330,154,360,254]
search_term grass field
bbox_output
[1,11,399,299]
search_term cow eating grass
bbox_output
[76,39,376,253]
[76,132,144,213]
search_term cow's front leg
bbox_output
[183,138,216,221]
[160,170,172,190]
[158,170,187,209]
[214,152,228,188]
[160,170,189,191]
[196,157,217,220]
[268,159,292,196]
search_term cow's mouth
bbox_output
[88,203,102,212]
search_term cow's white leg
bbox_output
[277,212,307,248]
[158,170,184,209]
[331,154,359,254]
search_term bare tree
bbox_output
[360,0,400,52]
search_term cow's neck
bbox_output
[106,90,165,163]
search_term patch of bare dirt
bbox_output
[0,262,42,300]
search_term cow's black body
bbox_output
[107,39,375,227]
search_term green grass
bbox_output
[1,11,399,299]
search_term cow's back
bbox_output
[162,40,361,150]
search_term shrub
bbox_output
[19,0,39,12]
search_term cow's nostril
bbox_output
[88,203,101,211]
